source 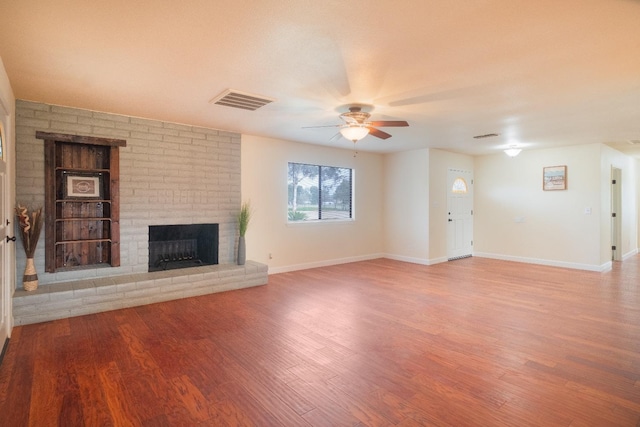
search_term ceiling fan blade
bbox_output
[329,132,342,142]
[368,120,409,127]
[368,127,392,140]
[302,124,341,129]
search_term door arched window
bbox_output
[451,177,468,194]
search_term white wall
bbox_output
[429,149,474,262]
[474,143,637,271]
[241,135,385,273]
[383,148,430,264]
[243,138,638,273]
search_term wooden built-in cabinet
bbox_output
[36,132,126,272]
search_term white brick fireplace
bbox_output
[13,100,267,324]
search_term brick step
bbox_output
[13,261,268,325]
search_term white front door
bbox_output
[447,169,473,260]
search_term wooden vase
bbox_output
[23,257,38,292]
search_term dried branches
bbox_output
[15,204,43,258]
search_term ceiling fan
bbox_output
[304,105,409,143]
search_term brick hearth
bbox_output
[13,261,267,325]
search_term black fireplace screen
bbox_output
[148,224,218,272]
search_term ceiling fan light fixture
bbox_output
[340,125,369,142]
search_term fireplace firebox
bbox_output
[148,224,218,272]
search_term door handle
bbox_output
[6,236,16,242]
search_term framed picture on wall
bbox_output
[543,165,567,191]
[65,174,102,198]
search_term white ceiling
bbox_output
[1,0,639,156]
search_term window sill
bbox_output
[286,218,355,227]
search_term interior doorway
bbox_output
[447,169,474,260]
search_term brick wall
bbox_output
[15,100,241,286]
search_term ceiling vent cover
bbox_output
[209,89,274,111]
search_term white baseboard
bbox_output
[474,252,611,272]
[369,253,450,266]
[268,250,627,275]
[428,256,449,265]
[382,253,430,265]
[268,253,385,275]
[623,248,639,261]
[268,253,451,275]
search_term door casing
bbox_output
[0,102,14,350]
[611,167,622,262]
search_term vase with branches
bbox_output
[237,201,253,265]
[15,204,44,291]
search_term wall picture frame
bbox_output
[65,174,102,198]
[543,165,567,191]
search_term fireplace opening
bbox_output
[148,224,218,272]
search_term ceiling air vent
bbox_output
[209,89,274,111]
[473,133,500,139]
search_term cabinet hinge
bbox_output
[612,245,617,250]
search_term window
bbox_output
[451,177,468,194]
[288,162,353,221]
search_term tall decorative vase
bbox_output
[237,236,246,266]
[23,257,38,292]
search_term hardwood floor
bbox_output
[1,257,639,426]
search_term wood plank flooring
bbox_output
[1,257,640,426]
